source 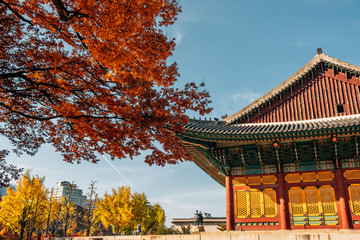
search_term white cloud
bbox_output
[174,30,184,45]
[292,41,305,47]
[21,166,61,175]
[117,166,152,173]
[213,90,262,118]
[228,91,261,105]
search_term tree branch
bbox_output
[125,49,149,70]
[0,101,127,122]
[0,0,33,25]
[51,0,88,22]
[1,70,83,93]
[0,66,61,78]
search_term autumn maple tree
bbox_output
[0,150,22,187]
[0,0,211,183]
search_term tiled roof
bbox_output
[225,51,360,124]
[184,114,360,135]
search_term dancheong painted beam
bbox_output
[175,49,360,231]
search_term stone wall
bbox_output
[45,229,360,240]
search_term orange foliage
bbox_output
[0,0,211,168]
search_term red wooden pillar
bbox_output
[277,172,289,229]
[335,168,351,229]
[226,175,235,230]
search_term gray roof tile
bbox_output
[184,115,360,135]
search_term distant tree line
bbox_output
[0,172,169,239]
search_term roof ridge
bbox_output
[232,113,360,127]
[225,51,360,124]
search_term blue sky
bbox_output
[4,0,360,226]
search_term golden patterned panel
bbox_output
[235,190,248,217]
[305,187,320,215]
[289,186,338,226]
[318,171,334,182]
[348,184,360,215]
[235,189,278,219]
[263,189,277,217]
[344,170,360,180]
[319,186,337,215]
[302,172,317,182]
[249,190,262,217]
[262,175,277,184]
[247,176,262,185]
[285,173,301,183]
[233,177,246,186]
[289,187,305,215]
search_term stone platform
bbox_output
[46,229,360,240]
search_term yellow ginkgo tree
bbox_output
[96,187,166,236]
[57,196,77,237]
[95,186,134,235]
[44,189,60,237]
[0,172,48,240]
[142,203,166,235]
[123,192,166,235]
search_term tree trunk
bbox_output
[37,231,42,240]
[19,215,27,240]
[144,221,155,235]
[19,222,26,240]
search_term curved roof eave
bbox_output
[183,114,360,137]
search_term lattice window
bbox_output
[349,184,360,215]
[319,186,337,215]
[235,190,248,217]
[305,187,320,215]
[250,190,262,217]
[235,189,277,218]
[289,187,305,215]
[263,189,277,217]
[289,186,338,226]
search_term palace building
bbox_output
[177,49,360,230]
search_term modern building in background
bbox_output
[177,49,360,230]
[53,181,87,208]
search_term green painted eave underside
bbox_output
[179,131,360,187]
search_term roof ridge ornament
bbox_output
[317,48,323,54]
